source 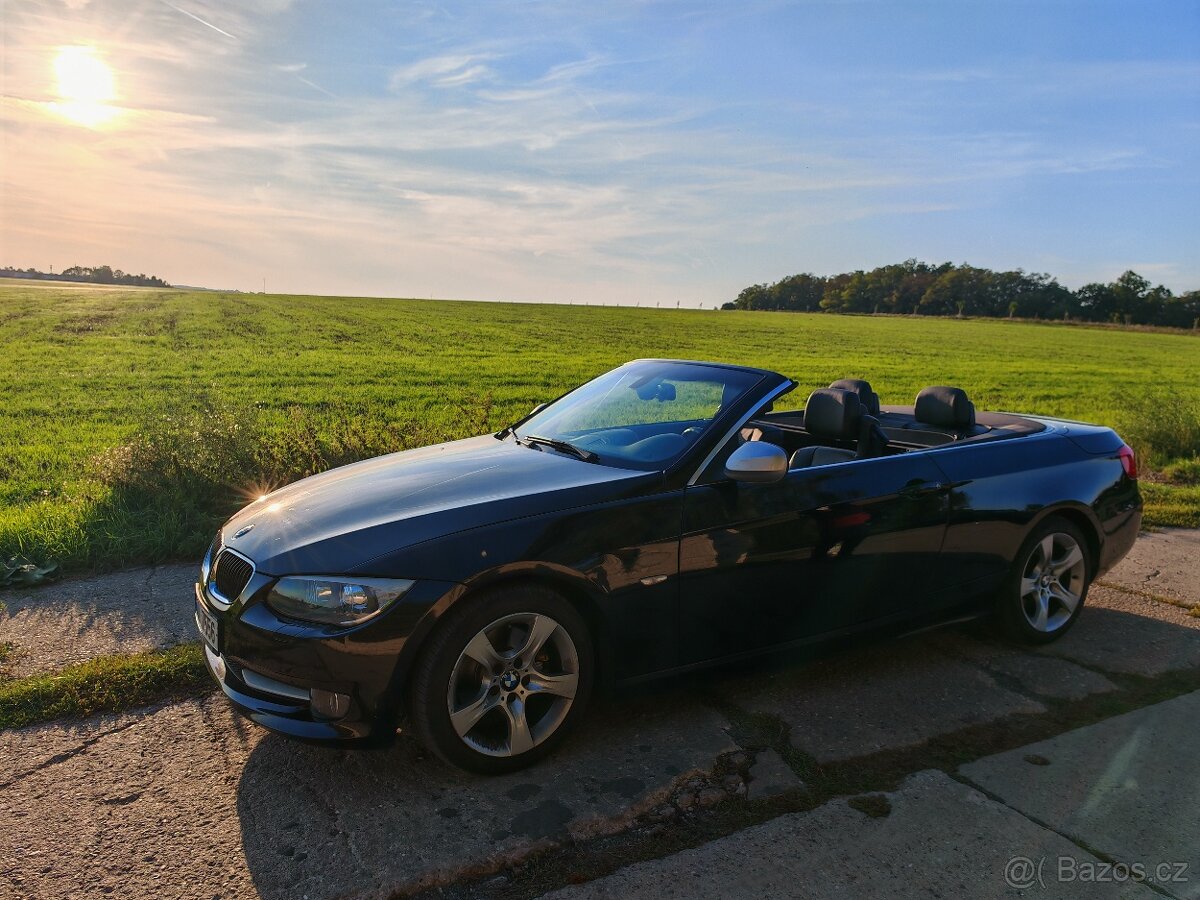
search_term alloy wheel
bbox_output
[1019,531,1086,633]
[446,612,580,757]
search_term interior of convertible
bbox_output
[742,379,1045,469]
[517,362,1045,471]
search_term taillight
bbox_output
[1118,445,1138,480]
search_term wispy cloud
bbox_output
[389,53,496,89]
[2,0,1197,299]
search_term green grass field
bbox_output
[1,281,1197,577]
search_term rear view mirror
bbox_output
[724,441,788,484]
[655,382,676,402]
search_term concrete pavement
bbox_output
[540,768,1163,900]
[0,564,196,676]
[1,687,741,899]
[962,691,1200,900]
[547,691,1200,900]
[2,530,1199,899]
[1101,527,1200,609]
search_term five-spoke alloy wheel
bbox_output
[409,584,593,773]
[999,517,1092,644]
[447,612,581,758]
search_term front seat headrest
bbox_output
[915,386,976,428]
[829,379,880,416]
[804,388,862,440]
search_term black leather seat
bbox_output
[914,386,976,429]
[829,379,881,416]
[788,389,861,468]
[790,442,858,469]
[791,388,891,469]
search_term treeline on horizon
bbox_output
[1,265,170,288]
[724,260,1200,329]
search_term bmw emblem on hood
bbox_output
[233,523,255,539]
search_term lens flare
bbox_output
[52,46,119,127]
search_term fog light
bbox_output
[310,689,350,719]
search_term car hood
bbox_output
[218,435,658,575]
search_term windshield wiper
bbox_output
[521,434,599,463]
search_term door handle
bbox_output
[899,482,947,499]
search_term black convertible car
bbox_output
[196,359,1141,772]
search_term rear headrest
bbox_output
[915,386,976,428]
[804,388,862,440]
[829,379,880,416]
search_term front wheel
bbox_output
[997,517,1092,644]
[407,584,594,773]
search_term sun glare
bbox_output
[52,46,119,128]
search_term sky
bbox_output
[1,1,1198,306]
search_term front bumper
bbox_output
[195,575,459,745]
[200,638,374,741]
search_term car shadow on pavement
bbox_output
[233,590,1200,900]
[234,679,738,900]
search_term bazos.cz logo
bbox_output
[1004,856,1190,889]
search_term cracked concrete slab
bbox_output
[1035,585,1200,677]
[540,769,1157,899]
[0,689,736,900]
[961,690,1200,899]
[929,631,1120,700]
[745,749,804,800]
[736,637,1045,763]
[1103,528,1200,608]
[0,565,197,676]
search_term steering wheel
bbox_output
[576,428,638,447]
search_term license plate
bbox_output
[195,599,220,652]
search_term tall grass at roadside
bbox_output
[1,400,488,573]
[1116,389,1200,469]
[1114,389,1200,527]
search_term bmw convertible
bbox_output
[196,359,1142,772]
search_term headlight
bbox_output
[265,576,415,626]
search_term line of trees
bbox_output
[724,260,1200,329]
[1,265,170,288]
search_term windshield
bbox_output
[512,361,764,469]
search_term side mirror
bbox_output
[529,402,549,417]
[724,441,788,484]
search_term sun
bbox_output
[52,46,119,128]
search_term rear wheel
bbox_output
[997,517,1091,644]
[408,584,593,773]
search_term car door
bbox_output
[676,445,950,665]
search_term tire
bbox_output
[407,583,594,774]
[996,516,1092,644]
